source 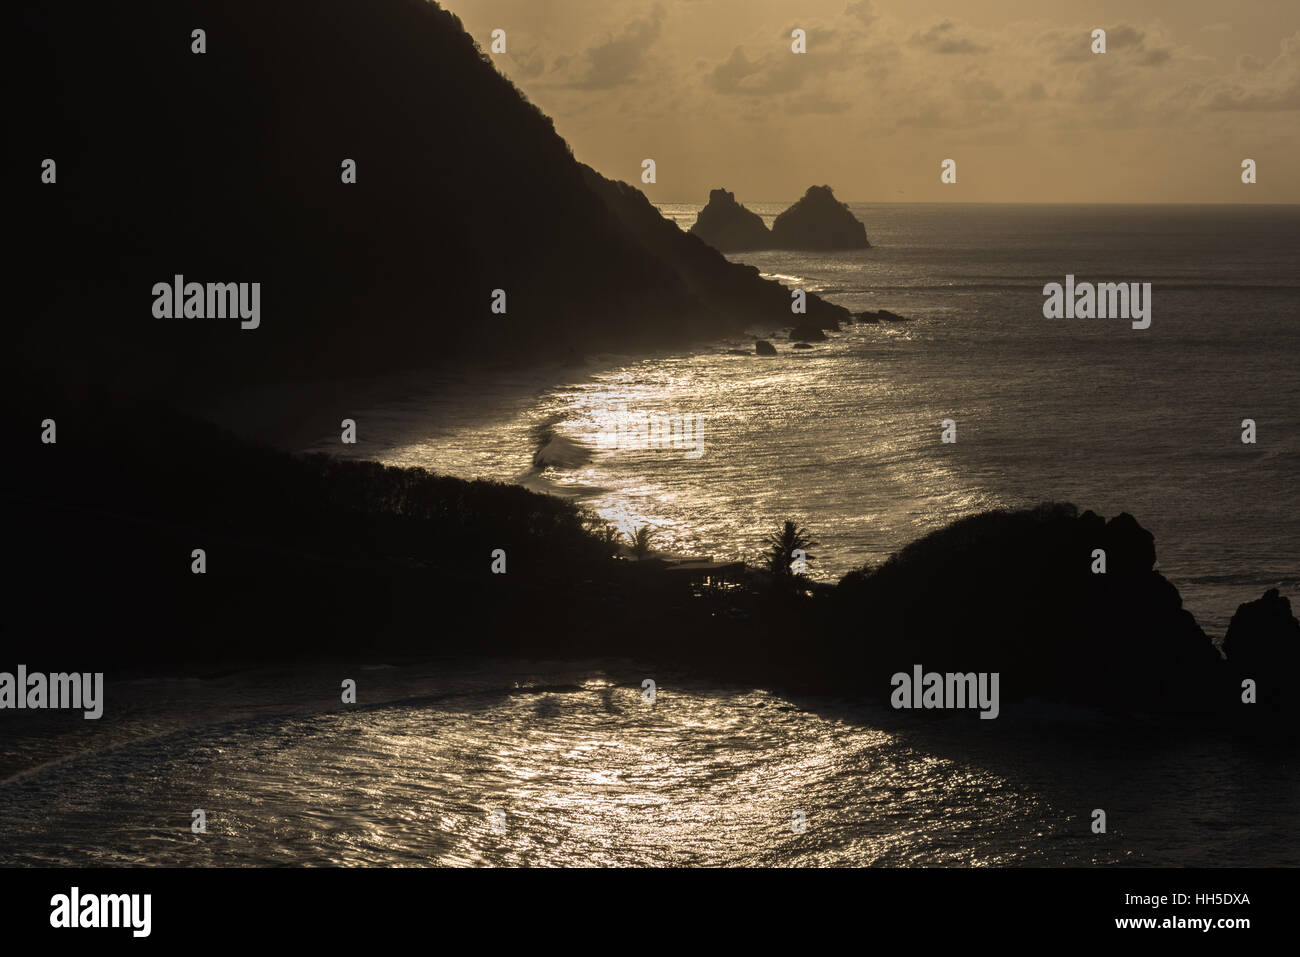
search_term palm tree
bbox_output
[630,525,656,560]
[764,520,818,577]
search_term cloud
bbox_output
[709,45,811,95]
[560,5,665,89]
[783,24,839,50]
[908,21,986,55]
[1199,31,1300,110]
[507,44,547,80]
[788,91,852,114]
[1038,28,1095,64]
[1107,25,1146,50]
[845,1,878,28]
[957,76,1005,102]
[1039,23,1175,68]
[1108,25,1176,66]
[441,0,1300,202]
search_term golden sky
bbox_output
[443,0,1299,203]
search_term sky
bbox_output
[441,0,1299,204]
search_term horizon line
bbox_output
[650,199,1300,207]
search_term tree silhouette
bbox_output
[630,526,656,560]
[764,521,818,578]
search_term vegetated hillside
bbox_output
[6,381,1293,716]
[14,0,845,404]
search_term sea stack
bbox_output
[689,188,772,252]
[771,185,869,250]
[1224,588,1300,676]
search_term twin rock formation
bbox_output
[690,185,869,252]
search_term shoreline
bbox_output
[191,318,1285,641]
[194,314,842,457]
[4,644,1294,792]
[5,373,1298,783]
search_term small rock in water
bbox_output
[789,323,828,342]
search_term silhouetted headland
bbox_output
[5,390,1294,727]
[15,0,849,409]
[10,0,1294,730]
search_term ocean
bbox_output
[310,202,1300,637]
[3,660,1296,866]
[5,203,1296,867]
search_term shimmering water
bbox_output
[3,662,1296,866]
[14,205,1290,868]
[308,204,1300,637]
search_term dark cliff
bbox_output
[13,0,849,403]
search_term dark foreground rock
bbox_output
[755,339,777,355]
[1224,589,1300,708]
[822,504,1231,714]
[771,185,870,250]
[688,188,772,252]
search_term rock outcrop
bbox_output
[789,324,827,342]
[827,504,1226,714]
[771,185,870,250]
[582,167,849,337]
[688,188,772,252]
[1224,588,1300,685]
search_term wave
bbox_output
[530,415,593,472]
[517,416,605,498]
